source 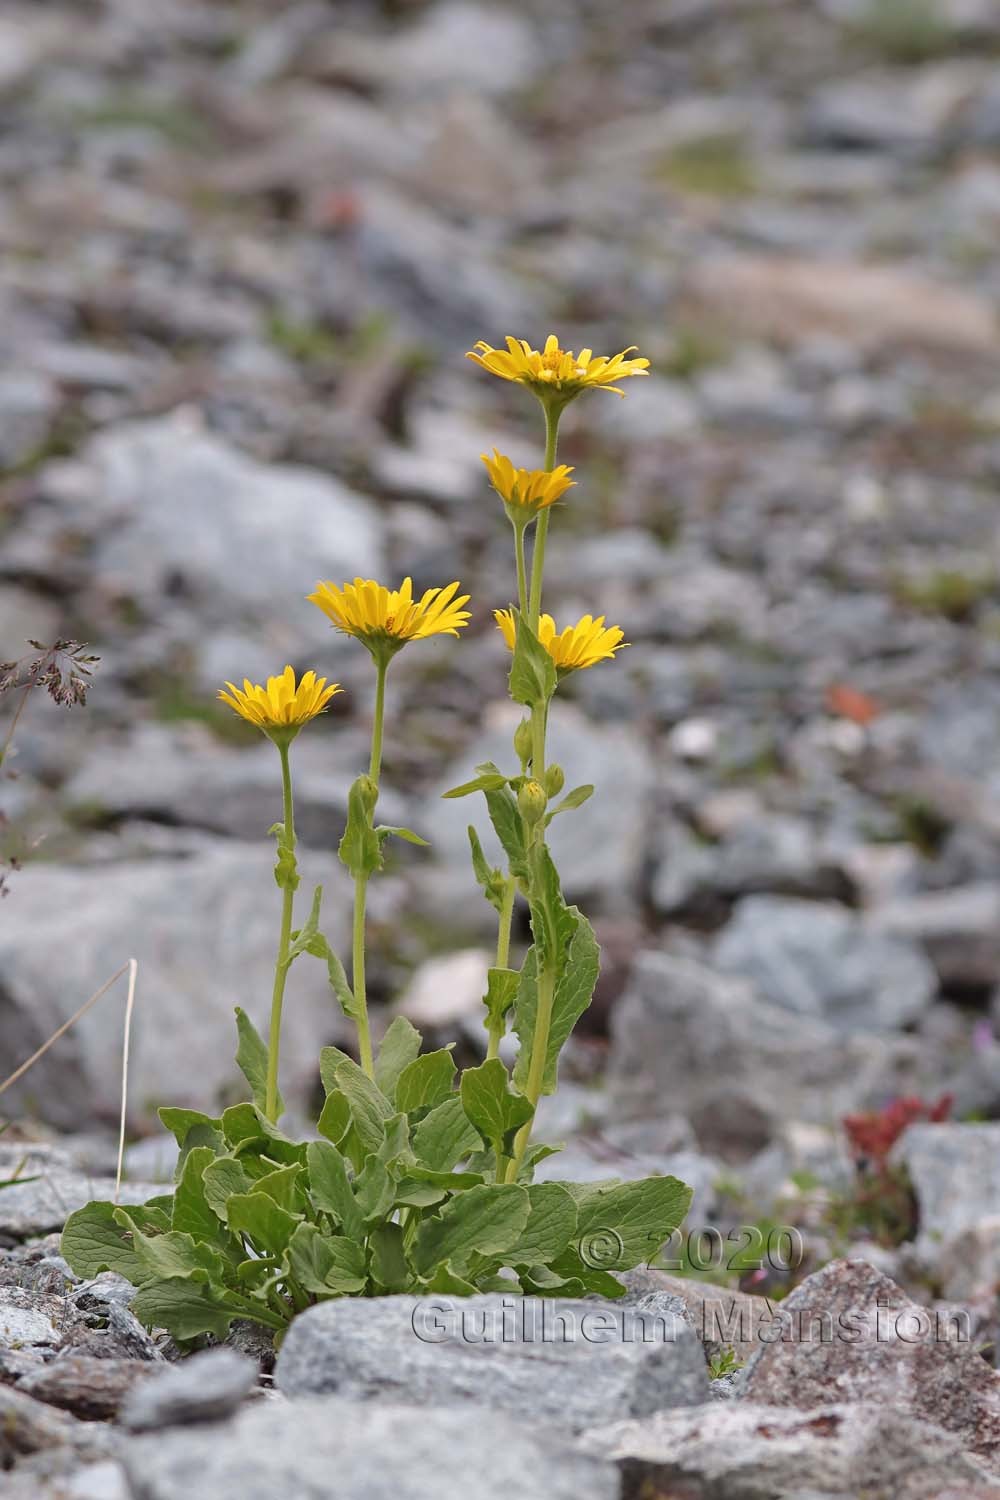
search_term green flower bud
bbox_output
[517,779,547,826]
[544,764,565,797]
[513,717,533,768]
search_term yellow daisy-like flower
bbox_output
[218,666,341,739]
[307,577,471,659]
[494,609,628,673]
[467,334,649,401]
[481,449,576,517]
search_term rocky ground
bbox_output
[4,0,1000,1494]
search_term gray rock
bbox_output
[0,1383,115,1469]
[120,1348,257,1431]
[0,842,352,1129]
[276,1294,709,1428]
[872,885,1000,990]
[583,1400,996,1500]
[21,1355,160,1421]
[893,1122,1000,1253]
[322,2,540,97]
[123,1398,617,1500]
[0,1287,60,1347]
[606,951,932,1156]
[64,723,404,849]
[0,1147,159,1243]
[740,1259,1000,1473]
[35,411,383,654]
[713,896,936,1032]
[0,371,56,469]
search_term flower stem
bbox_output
[265,741,296,1123]
[527,404,560,627]
[486,875,516,1063]
[352,655,389,1080]
[514,522,529,618]
[505,961,555,1182]
[527,402,560,778]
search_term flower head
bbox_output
[495,609,628,674]
[308,577,471,661]
[481,449,575,520]
[467,334,649,402]
[218,666,341,741]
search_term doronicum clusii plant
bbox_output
[61,334,692,1344]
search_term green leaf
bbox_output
[234,1007,281,1118]
[545,785,594,824]
[484,786,528,880]
[547,1248,627,1299]
[60,1200,143,1283]
[442,773,509,800]
[374,1016,423,1101]
[411,1095,480,1172]
[306,1140,362,1238]
[513,908,599,1098]
[508,611,557,709]
[395,1049,457,1114]
[123,1223,229,1286]
[369,1222,410,1293]
[172,1147,228,1244]
[270,820,300,893]
[284,1222,366,1296]
[317,1090,351,1147]
[516,1142,563,1181]
[338,774,381,880]
[375,824,430,848]
[460,1059,533,1155]
[288,900,358,1021]
[318,1045,357,1093]
[467,826,507,914]
[376,1112,411,1168]
[227,1192,300,1258]
[423,1264,478,1296]
[482,967,519,1035]
[130,1277,258,1340]
[353,1156,394,1224]
[202,1156,252,1222]
[333,1059,393,1155]
[250,1163,303,1214]
[573,1176,693,1269]
[221,1104,307,1164]
[506,1183,577,1266]
[157,1107,223,1164]
[413,1183,530,1277]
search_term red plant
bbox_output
[843,1094,951,1166]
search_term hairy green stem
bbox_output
[514,522,529,619]
[485,875,516,1063]
[265,741,295,1123]
[352,656,389,1080]
[506,962,555,1182]
[507,398,565,1180]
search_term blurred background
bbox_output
[3,0,1000,1180]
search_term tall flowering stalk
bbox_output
[218,667,341,1120]
[459,332,646,1178]
[61,334,692,1345]
[307,578,471,1079]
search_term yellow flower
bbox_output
[481,449,575,517]
[494,609,628,673]
[218,666,341,738]
[467,334,649,400]
[308,577,471,658]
